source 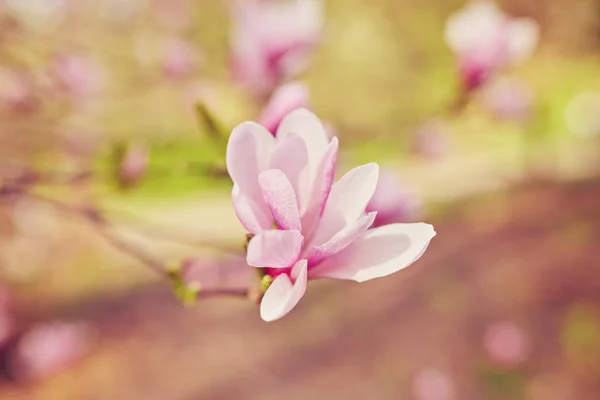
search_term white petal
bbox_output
[307,212,376,266]
[260,260,308,322]
[309,223,436,282]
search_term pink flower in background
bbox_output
[229,0,323,96]
[9,321,96,381]
[0,68,37,113]
[227,108,435,321]
[50,52,105,102]
[413,368,455,400]
[412,119,452,159]
[161,38,201,79]
[366,168,421,227]
[258,81,310,134]
[445,0,539,91]
[483,321,529,366]
[119,144,149,187]
[482,77,533,122]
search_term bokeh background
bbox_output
[0,0,599,399]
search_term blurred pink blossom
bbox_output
[227,108,435,321]
[482,77,533,122]
[229,0,324,97]
[9,321,96,381]
[49,52,106,102]
[258,81,310,134]
[413,368,455,400]
[412,119,452,159]
[483,321,529,366]
[366,168,421,227]
[120,144,149,187]
[445,0,539,91]
[161,38,201,79]
[0,68,37,113]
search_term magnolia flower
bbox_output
[258,82,310,134]
[445,0,539,90]
[482,77,533,122]
[49,52,105,102]
[229,0,323,97]
[366,168,420,227]
[227,109,435,321]
[119,144,149,187]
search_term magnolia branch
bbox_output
[0,188,252,301]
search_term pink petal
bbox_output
[276,108,329,180]
[326,162,379,223]
[232,184,274,234]
[311,136,339,216]
[300,136,338,238]
[269,133,309,208]
[226,122,276,230]
[309,223,436,282]
[258,169,301,231]
[259,82,310,134]
[307,212,376,266]
[310,162,379,246]
[276,108,328,151]
[260,259,308,322]
[226,121,276,197]
[246,229,303,268]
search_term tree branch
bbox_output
[1,190,252,301]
